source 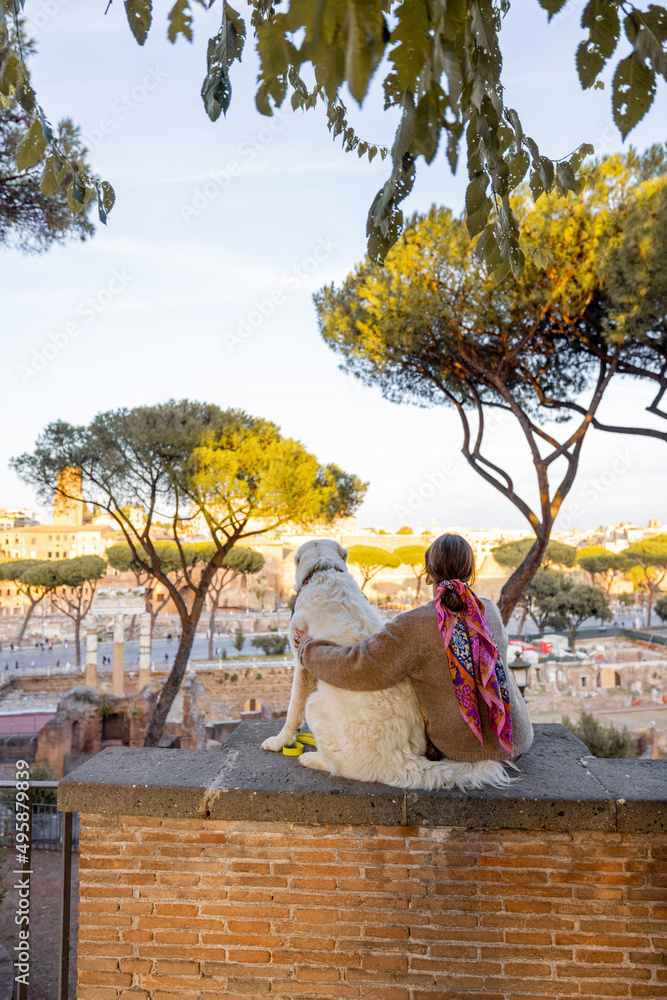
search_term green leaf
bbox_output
[505,107,523,145]
[37,106,54,144]
[625,9,667,81]
[96,180,116,224]
[39,155,60,196]
[465,171,489,215]
[507,148,529,189]
[576,0,620,89]
[344,3,388,105]
[474,223,499,268]
[202,6,246,121]
[66,179,86,216]
[168,0,193,42]
[537,155,554,193]
[124,0,152,45]
[465,172,492,238]
[15,118,47,172]
[556,160,576,191]
[99,181,116,215]
[529,168,544,201]
[492,259,511,285]
[536,0,568,20]
[612,53,656,139]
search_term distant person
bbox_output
[167,633,172,642]
[56,659,60,668]
[164,653,169,662]
[14,661,18,669]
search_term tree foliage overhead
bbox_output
[0,109,95,253]
[2,1,666,276]
[11,400,365,745]
[315,151,667,622]
[0,9,114,232]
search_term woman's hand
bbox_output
[293,627,308,651]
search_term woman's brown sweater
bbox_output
[298,599,534,762]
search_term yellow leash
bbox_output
[282,733,317,756]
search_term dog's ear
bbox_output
[337,544,349,563]
[294,550,301,567]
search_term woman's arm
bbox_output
[297,616,415,692]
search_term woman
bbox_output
[295,533,533,763]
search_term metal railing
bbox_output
[0,780,74,1000]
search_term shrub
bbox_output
[30,760,58,804]
[562,710,638,758]
[252,634,289,656]
[233,627,246,652]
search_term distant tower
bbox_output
[53,467,85,526]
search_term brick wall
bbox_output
[76,815,667,1000]
[195,666,295,720]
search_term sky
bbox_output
[1,0,666,534]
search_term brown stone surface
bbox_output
[0,847,78,1000]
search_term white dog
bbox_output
[261,539,511,791]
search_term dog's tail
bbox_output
[398,756,515,792]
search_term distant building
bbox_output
[0,508,40,530]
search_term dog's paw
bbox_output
[299,751,330,772]
[262,734,289,752]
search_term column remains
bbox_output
[112,614,125,697]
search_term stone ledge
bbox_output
[57,722,667,832]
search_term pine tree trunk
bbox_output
[144,617,198,747]
[75,617,82,668]
[516,607,528,635]
[497,534,551,625]
[15,600,37,645]
[570,624,578,652]
[208,603,216,660]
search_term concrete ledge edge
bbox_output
[57,722,667,833]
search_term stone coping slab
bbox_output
[58,722,667,832]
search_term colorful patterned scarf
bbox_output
[435,580,514,755]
